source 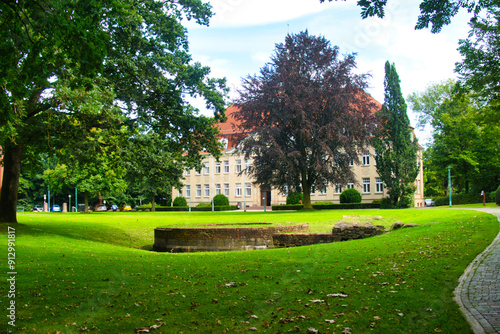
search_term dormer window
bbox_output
[219,137,228,149]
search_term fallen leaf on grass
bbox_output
[327,293,348,298]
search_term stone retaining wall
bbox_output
[153,223,309,252]
[272,233,334,247]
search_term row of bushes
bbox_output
[272,202,381,211]
[286,189,363,205]
[155,205,238,212]
[434,191,497,206]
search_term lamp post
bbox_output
[43,194,47,212]
[68,195,71,213]
[75,187,78,212]
[447,166,452,207]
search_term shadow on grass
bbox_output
[10,220,139,249]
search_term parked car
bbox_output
[32,205,43,212]
[96,205,107,212]
[51,204,61,212]
[111,204,118,211]
[121,205,132,212]
[424,199,435,207]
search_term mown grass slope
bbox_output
[1,208,498,333]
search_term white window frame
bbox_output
[245,183,252,197]
[363,178,371,193]
[203,161,209,175]
[215,162,221,174]
[196,184,201,197]
[235,183,242,197]
[362,151,370,165]
[224,183,230,196]
[186,170,190,176]
[235,159,242,173]
[376,178,384,193]
[186,185,191,198]
[204,184,210,197]
[224,161,229,173]
[178,187,183,197]
[335,183,342,194]
[215,184,221,195]
[320,181,327,195]
[347,181,354,189]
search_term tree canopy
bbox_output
[408,80,500,194]
[234,31,378,209]
[0,0,228,222]
[322,0,490,33]
[456,2,500,124]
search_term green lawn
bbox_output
[1,208,498,333]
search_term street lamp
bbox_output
[69,195,71,213]
[447,166,452,207]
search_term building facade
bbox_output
[175,106,425,208]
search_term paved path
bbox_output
[454,207,500,334]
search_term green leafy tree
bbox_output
[124,131,186,212]
[235,31,377,210]
[322,0,488,33]
[374,61,419,208]
[0,0,227,223]
[456,3,500,124]
[408,80,500,194]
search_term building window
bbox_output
[363,178,371,193]
[311,185,316,195]
[245,183,252,196]
[178,188,183,197]
[186,170,190,176]
[335,183,342,194]
[203,161,209,174]
[349,158,354,167]
[282,185,289,196]
[224,161,229,173]
[215,162,221,174]
[245,159,251,172]
[235,159,242,173]
[347,181,354,189]
[186,185,191,198]
[320,181,327,194]
[196,184,201,197]
[235,183,242,197]
[224,183,229,196]
[376,178,384,193]
[195,169,201,175]
[215,184,221,195]
[362,151,370,165]
[204,184,210,197]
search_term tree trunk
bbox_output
[301,171,314,210]
[151,196,156,212]
[0,144,23,223]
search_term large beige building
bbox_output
[175,106,425,208]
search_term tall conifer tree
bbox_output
[374,61,419,208]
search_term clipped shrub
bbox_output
[313,200,334,205]
[286,191,303,205]
[196,202,212,208]
[496,185,500,206]
[172,197,187,207]
[212,194,229,206]
[339,188,361,204]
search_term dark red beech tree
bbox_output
[234,31,379,209]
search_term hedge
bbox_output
[154,205,238,212]
[272,203,381,211]
[434,193,495,206]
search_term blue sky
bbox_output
[185,0,472,143]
